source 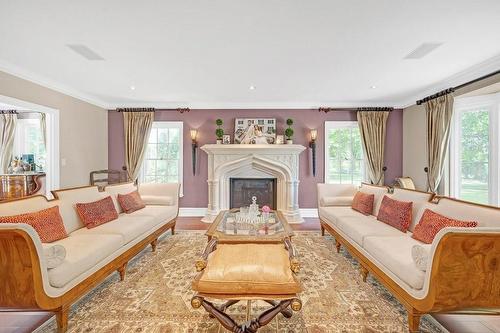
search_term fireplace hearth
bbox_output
[230,178,277,209]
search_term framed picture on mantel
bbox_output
[234,118,276,144]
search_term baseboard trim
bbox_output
[179,207,318,218]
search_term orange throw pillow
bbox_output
[117,190,146,214]
[0,206,67,243]
[76,196,118,229]
[377,195,413,232]
[412,209,477,244]
[351,191,374,215]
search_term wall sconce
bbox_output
[309,129,318,177]
[190,129,198,175]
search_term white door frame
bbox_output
[0,94,60,194]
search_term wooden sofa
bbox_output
[318,183,500,332]
[0,182,179,332]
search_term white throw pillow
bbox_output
[411,244,431,272]
[140,195,174,206]
[43,244,66,269]
[320,196,353,207]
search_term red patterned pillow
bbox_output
[377,195,413,232]
[76,196,118,229]
[351,191,374,215]
[412,209,477,244]
[0,206,67,243]
[117,190,146,214]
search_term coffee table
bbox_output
[205,209,294,243]
[192,209,301,332]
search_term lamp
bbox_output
[190,129,198,175]
[309,129,317,177]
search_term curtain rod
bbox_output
[115,107,190,113]
[0,110,18,114]
[416,69,500,105]
[319,107,393,113]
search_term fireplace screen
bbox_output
[230,178,277,209]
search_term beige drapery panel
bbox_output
[425,94,454,193]
[0,113,17,173]
[123,111,154,181]
[357,111,389,185]
[40,112,47,148]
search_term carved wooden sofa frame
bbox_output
[320,190,500,332]
[0,184,179,332]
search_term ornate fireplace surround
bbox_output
[201,144,306,223]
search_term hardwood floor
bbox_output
[1,216,498,333]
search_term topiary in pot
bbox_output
[215,119,224,143]
[285,118,294,144]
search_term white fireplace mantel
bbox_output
[200,144,306,223]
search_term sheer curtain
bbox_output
[123,110,154,181]
[0,113,17,173]
[357,111,389,185]
[425,94,454,192]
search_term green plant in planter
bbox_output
[215,119,224,140]
[285,118,294,141]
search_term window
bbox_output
[324,121,364,184]
[451,92,500,205]
[140,122,183,194]
[13,117,46,169]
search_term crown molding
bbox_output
[0,58,111,109]
[396,54,500,109]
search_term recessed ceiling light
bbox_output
[370,85,377,89]
[130,85,136,90]
[249,85,256,90]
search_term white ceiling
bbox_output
[0,0,499,109]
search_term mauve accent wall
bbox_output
[108,109,403,208]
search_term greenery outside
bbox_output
[327,126,364,184]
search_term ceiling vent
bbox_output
[66,44,105,61]
[404,42,443,59]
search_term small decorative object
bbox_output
[285,118,294,144]
[309,129,317,177]
[190,129,198,175]
[262,205,271,221]
[275,135,284,144]
[215,119,224,144]
[222,134,231,144]
[234,118,276,144]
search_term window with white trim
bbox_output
[324,121,364,184]
[450,92,500,205]
[140,121,183,194]
[13,117,46,169]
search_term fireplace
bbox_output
[230,178,277,209]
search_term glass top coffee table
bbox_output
[206,209,294,243]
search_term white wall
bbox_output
[0,70,108,188]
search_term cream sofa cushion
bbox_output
[0,196,58,217]
[411,244,431,272]
[140,195,174,206]
[52,186,108,233]
[71,214,159,244]
[320,196,353,207]
[319,206,360,226]
[363,236,426,290]
[104,183,137,213]
[47,233,124,288]
[129,206,178,225]
[335,214,403,246]
[415,198,500,228]
[389,188,434,231]
[41,244,66,269]
[359,184,389,216]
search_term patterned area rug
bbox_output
[39,232,444,332]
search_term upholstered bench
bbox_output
[191,240,302,332]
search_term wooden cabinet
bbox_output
[0,173,45,201]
